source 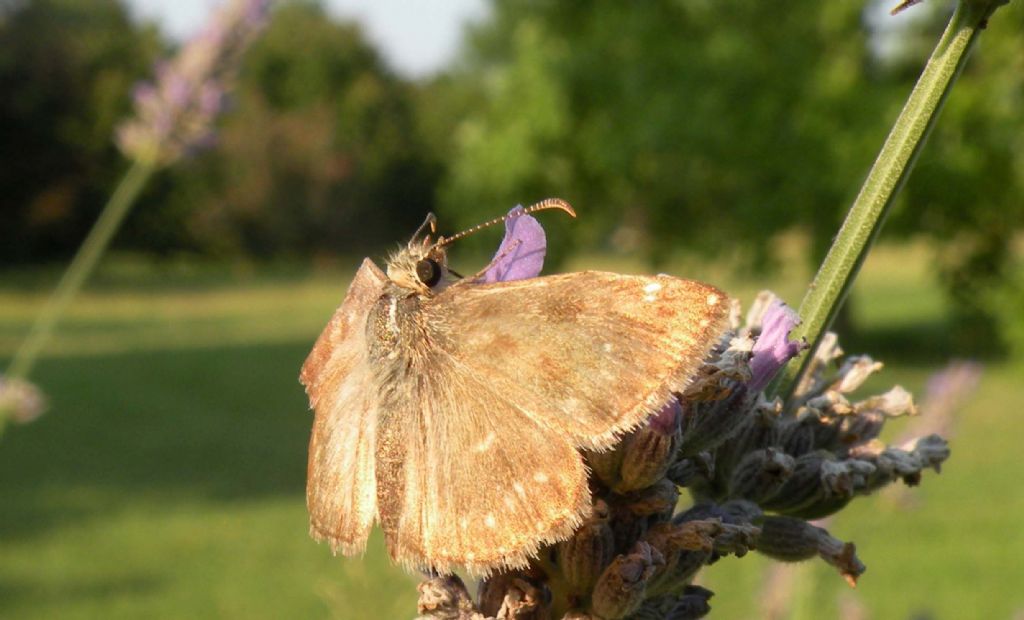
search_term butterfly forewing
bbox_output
[428,271,730,450]
[302,259,388,555]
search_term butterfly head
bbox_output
[386,213,451,295]
[386,200,577,296]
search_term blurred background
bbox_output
[1,0,1022,618]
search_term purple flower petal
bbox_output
[481,206,546,282]
[648,399,683,435]
[748,299,806,392]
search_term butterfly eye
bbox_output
[415,258,442,287]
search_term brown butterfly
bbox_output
[300,199,729,575]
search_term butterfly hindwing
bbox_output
[301,259,388,555]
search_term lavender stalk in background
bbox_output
[117,0,271,165]
[3,0,272,436]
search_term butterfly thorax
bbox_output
[365,282,453,416]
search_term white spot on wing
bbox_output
[534,471,549,483]
[485,514,496,528]
[707,293,720,306]
[471,431,497,453]
[643,281,662,302]
[603,342,613,353]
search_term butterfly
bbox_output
[300,199,729,575]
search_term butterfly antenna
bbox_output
[436,198,576,247]
[408,213,438,248]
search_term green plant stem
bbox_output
[5,159,156,381]
[772,1,1002,401]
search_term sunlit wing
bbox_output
[429,271,730,450]
[301,258,388,555]
[374,270,728,574]
[375,351,590,575]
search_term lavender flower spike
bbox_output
[117,0,271,165]
[749,299,806,392]
[481,206,547,283]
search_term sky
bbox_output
[125,0,488,78]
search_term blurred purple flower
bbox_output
[0,374,48,425]
[897,359,982,443]
[482,206,547,282]
[748,299,805,392]
[117,0,271,165]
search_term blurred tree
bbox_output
[146,0,442,259]
[891,1,1024,352]
[1,0,443,262]
[439,1,898,268]
[0,0,160,263]
[439,0,1023,351]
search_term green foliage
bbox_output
[0,0,160,262]
[439,1,898,267]
[893,1,1024,352]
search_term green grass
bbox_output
[1,244,1022,619]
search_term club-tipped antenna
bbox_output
[436,198,576,248]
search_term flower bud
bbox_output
[679,386,752,457]
[772,456,871,519]
[712,395,780,479]
[417,575,480,620]
[836,410,886,451]
[747,298,805,392]
[717,499,765,524]
[625,587,714,620]
[591,542,664,619]
[642,520,718,594]
[623,479,680,520]
[756,516,865,586]
[777,418,816,458]
[832,356,884,393]
[617,401,682,492]
[476,573,545,619]
[558,500,615,593]
[710,522,761,558]
[726,448,795,503]
[607,501,649,557]
[667,585,715,620]
[760,452,832,514]
[586,446,625,490]
[667,451,715,488]
[756,516,818,561]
